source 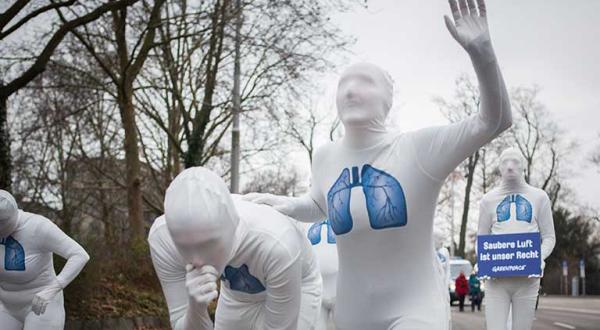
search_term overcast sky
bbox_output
[306,0,600,211]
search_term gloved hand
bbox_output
[242,193,295,216]
[32,278,63,315]
[186,264,219,308]
[444,0,496,63]
[529,260,546,278]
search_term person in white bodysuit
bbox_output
[304,220,338,330]
[478,148,556,330]
[148,167,321,330]
[243,0,511,328]
[0,190,90,330]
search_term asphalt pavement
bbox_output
[452,295,600,330]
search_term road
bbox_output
[452,295,600,330]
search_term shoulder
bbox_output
[480,189,499,204]
[237,200,303,256]
[527,186,551,205]
[312,141,336,164]
[148,215,178,254]
[25,211,61,234]
[148,215,167,241]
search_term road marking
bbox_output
[553,322,576,329]
[539,305,600,316]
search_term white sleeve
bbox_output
[537,196,556,260]
[262,230,303,330]
[37,218,89,288]
[411,58,512,182]
[284,147,328,223]
[477,198,493,236]
[148,234,213,330]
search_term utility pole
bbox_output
[230,0,242,193]
[449,170,460,256]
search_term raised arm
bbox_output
[412,0,511,181]
[445,0,511,132]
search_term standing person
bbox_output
[469,273,482,312]
[305,220,338,330]
[455,271,469,312]
[478,147,556,330]
[148,167,322,330]
[244,0,511,328]
[0,190,90,330]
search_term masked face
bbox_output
[164,167,239,274]
[336,63,393,129]
[0,190,19,238]
[499,147,525,183]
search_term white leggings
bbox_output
[0,292,65,330]
[485,278,540,330]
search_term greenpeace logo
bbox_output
[492,265,526,272]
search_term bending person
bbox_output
[0,190,90,330]
[148,167,321,330]
[244,0,511,328]
[478,148,556,330]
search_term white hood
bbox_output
[164,167,239,273]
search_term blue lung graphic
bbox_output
[307,220,336,245]
[515,195,532,222]
[1,236,25,271]
[496,195,512,222]
[308,221,324,245]
[222,264,265,294]
[361,165,407,229]
[496,194,532,223]
[326,220,336,244]
[327,164,407,236]
[327,168,353,235]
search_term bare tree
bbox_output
[53,0,167,245]
[0,0,138,190]
[508,86,575,210]
[433,75,485,258]
[136,0,354,182]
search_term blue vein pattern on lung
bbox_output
[496,194,532,223]
[308,220,336,245]
[222,264,266,294]
[0,236,25,271]
[327,164,408,236]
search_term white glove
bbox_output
[32,278,63,315]
[242,193,295,216]
[528,260,546,278]
[444,0,496,63]
[186,264,219,308]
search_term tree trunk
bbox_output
[0,94,10,190]
[457,151,479,258]
[118,88,144,246]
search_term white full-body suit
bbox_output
[0,190,90,330]
[434,228,451,289]
[148,167,321,330]
[478,148,556,330]
[303,220,338,330]
[244,1,511,328]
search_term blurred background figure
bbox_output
[469,272,482,312]
[455,271,469,312]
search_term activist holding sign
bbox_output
[477,147,556,330]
